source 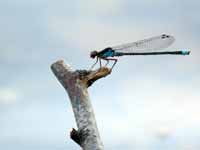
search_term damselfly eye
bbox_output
[90,51,97,58]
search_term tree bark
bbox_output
[51,60,111,150]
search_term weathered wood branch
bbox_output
[51,60,111,150]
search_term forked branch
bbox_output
[51,60,111,150]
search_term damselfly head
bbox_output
[90,51,98,59]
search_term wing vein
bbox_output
[111,34,175,53]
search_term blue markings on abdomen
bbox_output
[181,50,190,55]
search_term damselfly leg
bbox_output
[90,58,104,70]
[90,57,118,70]
[90,57,99,70]
[103,58,118,69]
[99,59,102,68]
[105,60,109,66]
[111,59,118,69]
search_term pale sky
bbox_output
[1,0,200,150]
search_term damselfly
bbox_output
[90,34,190,69]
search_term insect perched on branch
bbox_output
[90,34,190,70]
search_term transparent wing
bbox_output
[111,34,175,53]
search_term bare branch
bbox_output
[51,60,110,150]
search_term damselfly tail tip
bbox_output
[181,50,190,55]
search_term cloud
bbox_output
[77,0,122,16]
[47,18,167,54]
[0,0,199,149]
[91,74,200,149]
[0,88,18,104]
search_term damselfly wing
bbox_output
[111,34,175,53]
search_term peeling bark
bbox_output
[51,60,111,150]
